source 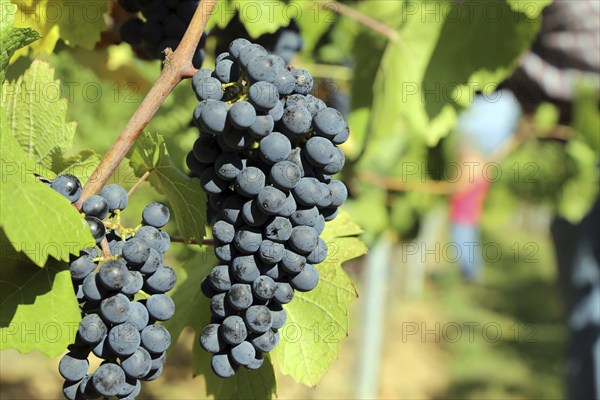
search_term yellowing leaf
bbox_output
[10,0,109,60]
[273,210,367,386]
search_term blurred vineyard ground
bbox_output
[0,199,566,399]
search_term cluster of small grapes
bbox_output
[119,0,206,67]
[186,39,349,377]
[46,175,175,399]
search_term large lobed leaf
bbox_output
[0,248,80,357]
[361,0,550,172]
[0,0,39,84]
[0,108,94,267]
[129,131,207,244]
[163,249,277,399]
[272,211,367,386]
[2,60,77,170]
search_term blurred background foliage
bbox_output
[2,0,599,399]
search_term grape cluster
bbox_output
[119,0,206,67]
[187,39,349,377]
[47,176,175,399]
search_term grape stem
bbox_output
[170,237,214,246]
[100,237,112,258]
[320,0,401,43]
[127,169,154,197]
[73,0,219,209]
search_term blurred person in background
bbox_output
[502,1,600,398]
[450,89,521,283]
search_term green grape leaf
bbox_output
[205,0,236,31]
[234,0,290,38]
[573,85,600,155]
[2,60,77,170]
[0,0,39,85]
[129,132,206,243]
[0,253,81,357]
[163,249,277,399]
[291,0,336,54]
[272,210,367,386]
[53,149,102,186]
[363,0,548,163]
[505,0,553,18]
[0,111,95,266]
[56,0,109,49]
[557,139,599,223]
[9,0,108,60]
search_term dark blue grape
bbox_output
[100,184,128,211]
[86,216,106,244]
[293,177,320,206]
[291,206,319,227]
[209,264,232,292]
[226,284,253,311]
[92,363,126,397]
[230,341,256,366]
[146,294,175,321]
[58,351,89,381]
[220,315,247,345]
[107,322,140,356]
[256,186,286,215]
[258,240,285,264]
[127,301,149,331]
[200,324,226,354]
[307,237,328,264]
[231,254,260,283]
[51,174,82,203]
[98,260,128,290]
[269,302,287,329]
[270,160,301,190]
[228,101,256,129]
[141,325,171,354]
[248,81,279,111]
[82,195,109,219]
[211,353,238,378]
[248,115,274,139]
[312,107,347,139]
[78,314,107,344]
[281,105,312,136]
[194,77,224,101]
[264,216,293,242]
[244,305,272,333]
[304,136,335,166]
[70,255,97,282]
[259,132,291,164]
[250,329,279,352]
[100,293,131,324]
[121,271,144,296]
[280,249,306,274]
[292,68,313,94]
[290,263,319,292]
[144,265,177,294]
[235,167,266,197]
[241,199,270,227]
[273,281,294,304]
[193,134,221,164]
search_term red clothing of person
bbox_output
[450,179,491,225]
